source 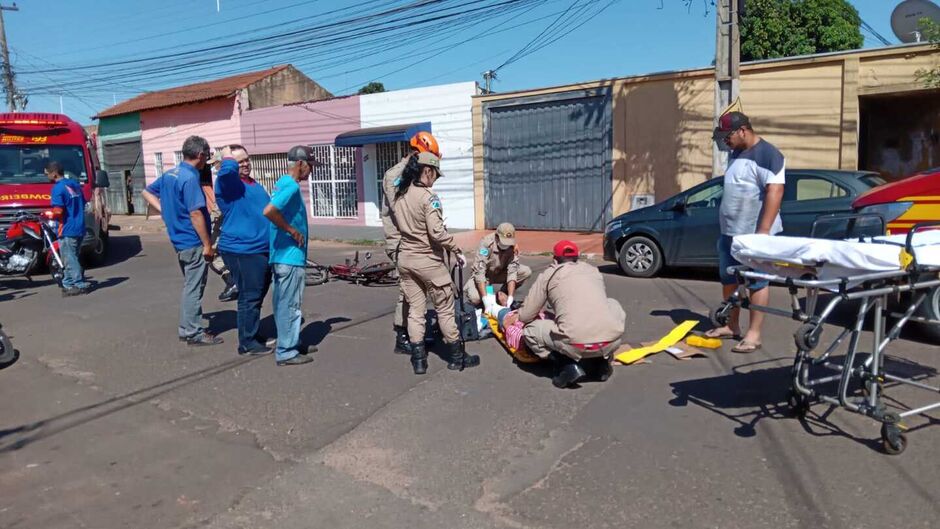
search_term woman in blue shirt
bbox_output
[214,145,272,355]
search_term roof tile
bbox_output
[95,65,290,118]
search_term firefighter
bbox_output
[382,131,440,355]
[465,222,532,313]
[502,241,625,388]
[392,151,478,375]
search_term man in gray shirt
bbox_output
[706,112,785,353]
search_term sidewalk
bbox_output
[109,216,604,257]
[307,224,603,256]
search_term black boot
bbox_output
[410,342,428,375]
[446,342,480,371]
[394,327,411,355]
[585,356,613,382]
[551,353,586,388]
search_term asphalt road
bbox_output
[1,233,939,529]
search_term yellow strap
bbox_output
[900,248,914,270]
[615,320,699,365]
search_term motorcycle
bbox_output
[0,322,17,369]
[0,211,66,286]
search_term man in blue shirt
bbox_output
[214,144,274,356]
[141,136,222,347]
[47,161,89,296]
[262,145,318,366]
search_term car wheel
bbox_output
[617,236,663,278]
[917,285,940,343]
[84,229,109,268]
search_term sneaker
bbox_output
[61,287,85,297]
[187,332,224,347]
[277,354,313,366]
[238,344,272,356]
[218,284,239,302]
[303,345,318,355]
[255,335,277,348]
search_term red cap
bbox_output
[553,240,580,258]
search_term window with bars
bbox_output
[310,144,358,218]
[173,151,183,166]
[375,141,409,217]
[249,145,359,219]
[250,153,291,193]
[153,152,164,176]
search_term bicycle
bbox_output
[305,251,398,286]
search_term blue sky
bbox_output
[6,0,902,123]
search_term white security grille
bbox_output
[153,152,164,176]
[375,141,409,216]
[250,153,290,193]
[250,146,358,219]
[173,151,183,166]
[310,144,358,218]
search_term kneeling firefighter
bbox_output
[382,131,441,355]
[392,151,479,375]
[503,241,625,388]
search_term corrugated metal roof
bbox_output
[95,65,290,119]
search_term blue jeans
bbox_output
[717,235,768,290]
[59,236,88,289]
[177,246,208,339]
[272,263,304,362]
[221,252,270,350]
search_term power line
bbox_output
[493,0,619,74]
[21,0,547,95]
[860,18,892,46]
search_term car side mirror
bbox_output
[95,170,110,188]
[665,200,686,213]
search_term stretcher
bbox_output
[486,314,541,364]
[711,220,940,455]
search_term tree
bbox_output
[916,17,940,88]
[358,82,386,95]
[740,0,864,62]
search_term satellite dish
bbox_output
[891,0,940,43]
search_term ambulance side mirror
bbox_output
[95,170,110,188]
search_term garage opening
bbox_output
[859,90,940,181]
[483,89,612,231]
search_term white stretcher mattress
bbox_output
[731,231,940,283]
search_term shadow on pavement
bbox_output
[204,310,237,335]
[0,285,35,303]
[300,316,352,346]
[0,355,258,454]
[597,263,718,283]
[101,234,144,267]
[650,308,712,328]
[88,276,129,293]
[668,357,940,453]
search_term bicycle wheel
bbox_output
[360,262,397,285]
[305,260,330,286]
[0,326,18,368]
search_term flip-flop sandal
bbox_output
[731,340,762,354]
[704,328,742,340]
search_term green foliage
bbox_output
[740,0,864,61]
[357,82,386,95]
[916,18,940,88]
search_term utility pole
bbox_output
[482,70,497,94]
[0,2,19,113]
[713,0,741,178]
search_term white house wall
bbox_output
[359,82,478,229]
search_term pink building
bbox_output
[95,65,332,203]
[240,96,365,225]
